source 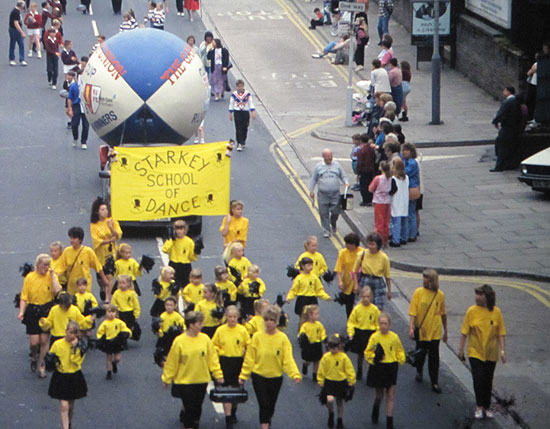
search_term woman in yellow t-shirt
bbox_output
[458,285,506,420]
[334,232,363,317]
[408,269,447,393]
[220,200,249,249]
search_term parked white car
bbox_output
[518,147,550,194]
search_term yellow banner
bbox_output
[111,142,230,220]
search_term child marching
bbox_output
[286,257,331,317]
[229,79,256,151]
[298,304,326,380]
[111,274,141,343]
[238,264,266,319]
[162,220,197,291]
[96,304,132,380]
[195,283,224,338]
[113,243,143,296]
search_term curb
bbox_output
[311,130,495,148]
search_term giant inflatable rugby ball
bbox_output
[80,29,209,145]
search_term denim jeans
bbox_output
[9,28,24,62]
[407,199,418,240]
[391,216,407,244]
[323,1,332,25]
[323,41,337,55]
[377,15,390,42]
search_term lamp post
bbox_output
[345,12,356,127]
[431,0,441,125]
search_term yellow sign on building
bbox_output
[111,142,230,220]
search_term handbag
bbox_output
[409,186,421,201]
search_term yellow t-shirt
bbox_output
[220,216,249,247]
[295,251,328,277]
[215,280,238,302]
[162,333,223,384]
[154,278,174,301]
[238,277,266,299]
[364,331,406,365]
[162,236,196,264]
[287,272,330,301]
[334,246,364,294]
[346,303,380,337]
[245,315,264,336]
[40,304,93,336]
[239,331,301,380]
[298,320,327,343]
[90,218,122,265]
[159,311,186,336]
[196,299,223,327]
[354,250,390,278]
[50,257,67,286]
[20,271,56,305]
[317,351,356,385]
[96,318,131,340]
[212,323,250,357]
[409,288,446,341]
[55,245,103,295]
[181,282,204,304]
[74,291,98,314]
[228,257,251,281]
[111,289,141,319]
[114,258,142,280]
[49,338,85,373]
[461,305,506,362]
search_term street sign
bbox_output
[339,1,366,13]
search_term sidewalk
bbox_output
[278,0,550,280]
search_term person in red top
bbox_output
[44,27,60,89]
[356,134,377,207]
[25,2,42,58]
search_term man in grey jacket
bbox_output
[309,148,349,237]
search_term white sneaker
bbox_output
[28,50,33,57]
[21,61,27,66]
[9,60,16,66]
[354,65,363,72]
[485,410,494,419]
[51,85,56,90]
[474,408,483,419]
[37,51,42,59]
[312,53,322,58]
[323,231,331,238]
[200,138,205,144]
[81,143,87,150]
[193,137,199,143]
[237,144,243,151]
[73,140,78,147]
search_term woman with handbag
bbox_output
[408,269,447,393]
[401,143,420,242]
[207,38,229,101]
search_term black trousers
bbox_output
[252,373,283,424]
[354,40,368,66]
[169,261,192,288]
[415,340,440,385]
[341,292,355,318]
[71,104,90,144]
[46,55,58,86]
[469,358,496,409]
[233,110,250,145]
[176,0,184,12]
[310,18,323,29]
[173,383,208,428]
[359,171,374,204]
[111,0,122,14]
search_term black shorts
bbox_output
[23,302,54,335]
[118,311,135,330]
[366,362,399,388]
[48,370,87,400]
[350,329,375,355]
[169,261,192,286]
[220,356,244,386]
[324,379,348,399]
[150,298,165,318]
[416,194,423,211]
[301,342,323,363]
[202,325,220,339]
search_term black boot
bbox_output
[399,111,408,122]
[312,372,317,381]
[225,415,234,429]
[386,416,394,429]
[328,412,334,428]
[372,400,381,423]
[302,363,308,375]
[336,417,344,428]
[230,404,238,423]
[357,366,363,380]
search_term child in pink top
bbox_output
[369,161,392,246]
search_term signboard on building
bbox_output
[411,1,452,45]
[338,2,366,13]
[465,0,512,29]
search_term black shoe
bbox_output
[112,361,118,374]
[180,410,185,422]
[388,242,400,248]
[398,115,409,122]
[400,240,407,245]
[360,202,372,207]
[302,363,308,375]
[407,237,416,242]
[328,412,334,428]
[106,371,112,380]
[336,418,343,429]
[312,372,317,381]
[415,372,423,382]
[100,290,106,301]
[386,416,394,429]
[309,26,315,30]
[489,168,503,172]
[357,367,362,380]
[372,403,380,423]
[432,384,442,393]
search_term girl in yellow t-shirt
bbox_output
[113,243,143,295]
[297,304,326,380]
[294,235,329,278]
[220,199,249,249]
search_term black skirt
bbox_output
[23,302,54,335]
[301,341,323,362]
[169,261,192,287]
[48,370,87,400]
[240,296,257,318]
[350,329,375,354]
[150,298,165,318]
[324,379,348,398]
[97,334,127,354]
[220,356,244,386]
[294,296,318,316]
[366,362,399,388]
[118,311,135,330]
[202,325,220,339]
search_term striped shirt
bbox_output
[229,91,256,112]
[151,9,165,28]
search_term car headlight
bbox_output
[521,166,528,174]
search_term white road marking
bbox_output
[91,20,99,37]
[156,237,169,265]
[207,382,225,415]
[89,4,93,15]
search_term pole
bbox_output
[345,12,355,127]
[431,0,441,125]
